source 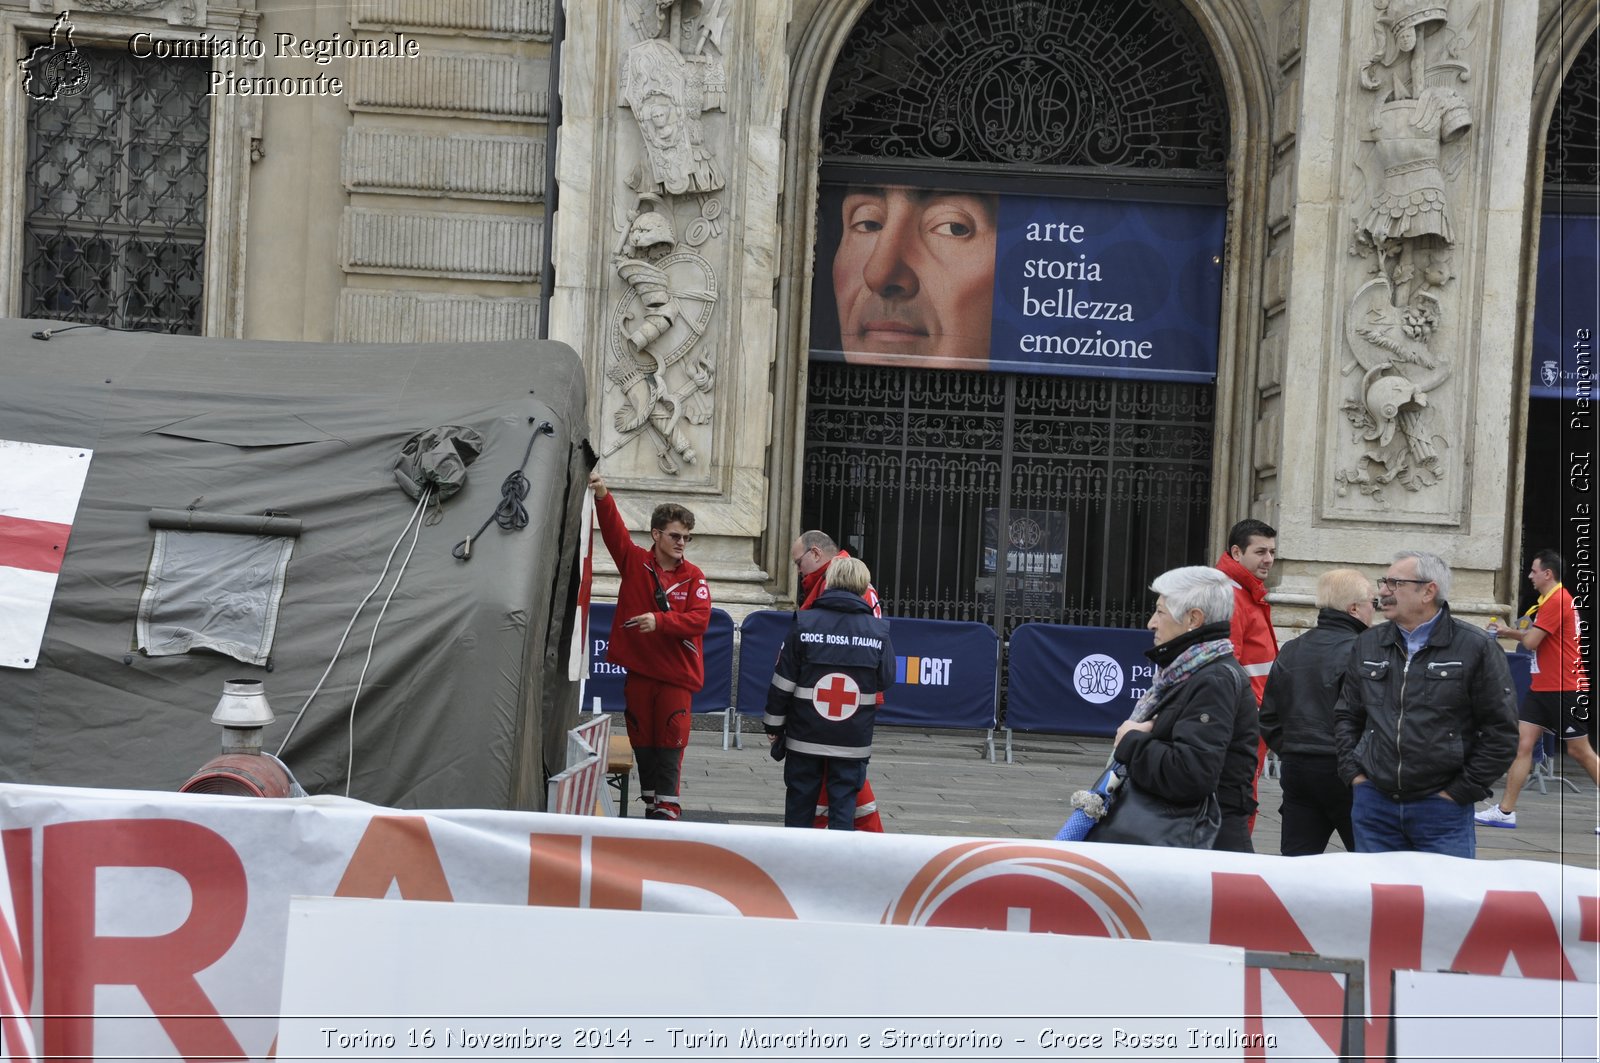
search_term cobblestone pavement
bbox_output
[640,718,1600,867]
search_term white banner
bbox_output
[0,440,93,670]
[0,782,1592,1062]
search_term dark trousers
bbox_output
[1279,753,1355,855]
[1214,813,1254,853]
[784,752,867,830]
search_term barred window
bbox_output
[22,45,211,334]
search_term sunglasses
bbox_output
[659,531,693,544]
[1376,577,1430,589]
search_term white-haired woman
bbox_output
[1089,566,1259,849]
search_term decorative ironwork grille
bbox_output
[802,364,1213,635]
[23,47,211,334]
[1544,32,1598,191]
[820,0,1228,170]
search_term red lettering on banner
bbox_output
[1583,897,1599,943]
[528,834,583,907]
[1210,873,1424,1063]
[527,836,797,918]
[43,819,247,1062]
[1451,891,1577,980]
[3,828,34,1009]
[335,816,454,901]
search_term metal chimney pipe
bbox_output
[211,679,275,755]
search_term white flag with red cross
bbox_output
[0,440,93,670]
[567,486,595,682]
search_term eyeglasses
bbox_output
[660,531,693,545]
[793,546,817,568]
[1370,597,1382,610]
[1376,577,1431,589]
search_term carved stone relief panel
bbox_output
[601,0,731,476]
[1334,0,1479,511]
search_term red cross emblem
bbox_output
[813,672,860,720]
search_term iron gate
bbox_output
[801,362,1213,636]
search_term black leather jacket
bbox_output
[1333,604,1518,803]
[1113,622,1258,813]
[1261,608,1367,757]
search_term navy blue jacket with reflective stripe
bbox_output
[763,590,894,759]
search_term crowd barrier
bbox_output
[733,610,1002,759]
[1002,622,1157,761]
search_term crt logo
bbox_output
[896,656,952,686]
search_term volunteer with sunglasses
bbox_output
[590,472,711,820]
[1333,550,1517,856]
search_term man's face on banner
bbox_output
[832,185,997,365]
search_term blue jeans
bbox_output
[1350,781,1476,857]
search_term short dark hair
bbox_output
[651,502,695,532]
[1533,549,1564,581]
[1227,518,1277,553]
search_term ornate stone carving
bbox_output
[618,1,728,195]
[603,1,731,475]
[603,196,719,475]
[72,0,200,26]
[1338,0,1478,503]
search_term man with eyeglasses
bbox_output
[1333,551,1517,857]
[790,530,887,831]
[590,472,711,820]
[1474,550,1598,830]
[1260,569,1376,854]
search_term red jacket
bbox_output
[1215,551,1278,705]
[596,492,710,690]
[799,550,881,616]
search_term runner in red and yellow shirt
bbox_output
[1476,549,1597,829]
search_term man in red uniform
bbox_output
[1476,549,1598,828]
[1214,517,1278,834]
[791,530,885,831]
[590,472,711,820]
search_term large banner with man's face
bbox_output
[810,179,1226,380]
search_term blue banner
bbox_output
[737,610,999,730]
[809,178,1224,383]
[989,195,1224,381]
[1531,213,1598,400]
[587,603,734,714]
[1005,623,1157,737]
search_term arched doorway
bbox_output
[798,0,1234,634]
[1523,30,1596,678]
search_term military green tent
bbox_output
[0,318,591,809]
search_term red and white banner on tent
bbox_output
[568,488,595,683]
[0,440,93,671]
[0,782,1592,1062]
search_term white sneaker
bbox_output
[1473,804,1517,828]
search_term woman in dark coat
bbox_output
[1101,565,1259,850]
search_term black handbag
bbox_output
[1092,770,1222,849]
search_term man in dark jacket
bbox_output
[1334,551,1518,857]
[765,558,895,829]
[1261,569,1375,854]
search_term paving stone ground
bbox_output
[627,717,1600,867]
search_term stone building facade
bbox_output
[3,0,1594,636]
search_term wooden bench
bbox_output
[606,734,636,816]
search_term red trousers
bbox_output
[623,675,692,819]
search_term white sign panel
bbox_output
[1392,969,1599,1062]
[278,896,1248,1060]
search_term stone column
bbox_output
[1264,0,1539,622]
[548,0,789,613]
